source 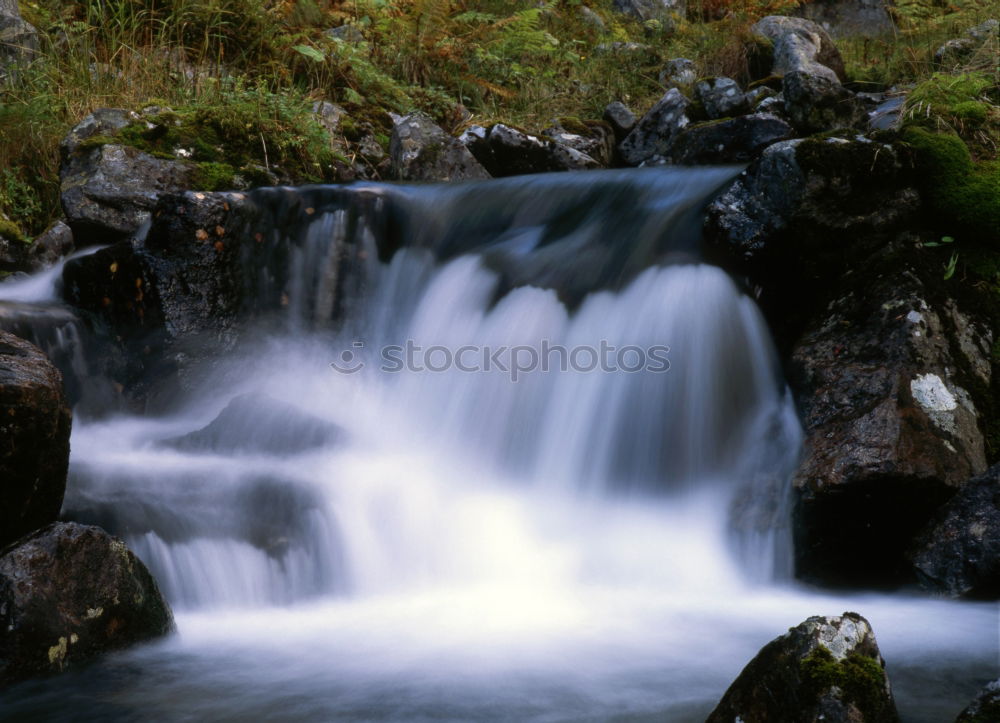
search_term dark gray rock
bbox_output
[325,24,364,43]
[60,108,138,156]
[0,0,37,71]
[909,465,1000,598]
[708,612,899,723]
[751,15,848,83]
[783,70,864,134]
[790,269,989,585]
[473,124,600,176]
[602,101,636,141]
[794,0,894,38]
[618,88,690,166]
[695,76,748,119]
[667,113,793,164]
[162,392,343,456]
[389,112,490,182]
[612,0,683,22]
[0,330,72,549]
[578,5,606,32]
[956,679,1000,722]
[543,121,615,167]
[659,57,696,87]
[28,221,74,271]
[0,224,28,272]
[935,20,998,67]
[0,522,173,686]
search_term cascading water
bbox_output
[0,169,995,722]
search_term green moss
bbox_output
[801,646,890,716]
[191,162,237,192]
[904,72,1000,158]
[557,116,591,135]
[903,127,1000,243]
[0,218,26,243]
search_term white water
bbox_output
[2,172,996,720]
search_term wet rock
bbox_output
[27,221,74,271]
[0,0,37,71]
[0,225,28,272]
[666,113,793,164]
[707,612,898,723]
[542,120,615,167]
[695,76,748,119]
[389,112,490,182]
[603,102,636,144]
[956,679,1000,722]
[612,0,683,22]
[783,70,864,134]
[471,124,600,176]
[909,465,1000,598]
[790,269,989,586]
[0,522,173,686]
[0,330,72,549]
[162,393,343,456]
[752,16,847,83]
[793,0,894,37]
[618,88,690,166]
[659,57,696,87]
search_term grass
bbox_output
[0,0,997,238]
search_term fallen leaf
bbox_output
[195,229,209,241]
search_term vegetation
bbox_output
[0,0,997,237]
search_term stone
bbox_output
[325,24,364,43]
[783,70,864,134]
[0,522,173,686]
[956,679,1000,722]
[0,0,37,72]
[612,0,683,22]
[618,88,690,166]
[542,120,615,167]
[935,20,998,67]
[790,269,989,585]
[666,113,793,165]
[0,330,72,549]
[707,612,899,723]
[389,112,490,182]
[695,76,748,119]
[27,221,74,270]
[909,465,1000,598]
[578,5,606,32]
[752,15,848,83]
[474,124,600,176]
[602,101,637,141]
[659,57,696,87]
[793,0,894,37]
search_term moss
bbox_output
[557,116,591,135]
[801,646,890,716]
[904,72,1000,158]
[191,162,237,192]
[902,127,1000,243]
[0,218,26,243]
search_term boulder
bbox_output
[0,0,37,70]
[612,0,683,22]
[794,0,894,38]
[0,522,173,686]
[659,57,696,87]
[666,113,793,164]
[695,76,748,119]
[707,612,898,723]
[602,101,637,141]
[909,465,1000,598]
[0,330,72,549]
[956,679,1000,722]
[542,120,615,167]
[618,88,691,166]
[27,220,74,271]
[389,112,490,182]
[469,124,600,176]
[751,16,848,83]
[0,224,28,272]
[790,268,989,585]
[162,392,343,456]
[935,20,998,67]
[783,70,864,134]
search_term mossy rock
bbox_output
[0,218,26,244]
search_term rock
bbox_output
[472,124,600,176]
[618,88,690,166]
[0,522,173,686]
[325,24,364,43]
[695,76,748,119]
[790,268,989,585]
[934,20,998,67]
[60,108,138,157]
[909,465,1000,598]
[28,221,74,270]
[0,225,28,272]
[389,112,490,182]
[956,679,1000,722]
[659,57,696,87]
[666,113,793,164]
[162,392,343,456]
[794,0,894,38]
[867,94,906,131]
[0,330,72,549]
[578,5,606,32]
[0,0,37,72]
[542,120,615,167]
[312,101,347,137]
[752,16,847,83]
[707,612,898,723]
[602,101,636,141]
[783,70,864,133]
[612,0,683,22]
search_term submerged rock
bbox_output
[618,88,690,166]
[909,465,1000,598]
[0,522,173,687]
[707,612,898,723]
[956,679,1000,722]
[389,112,490,182]
[162,392,343,456]
[0,330,72,549]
